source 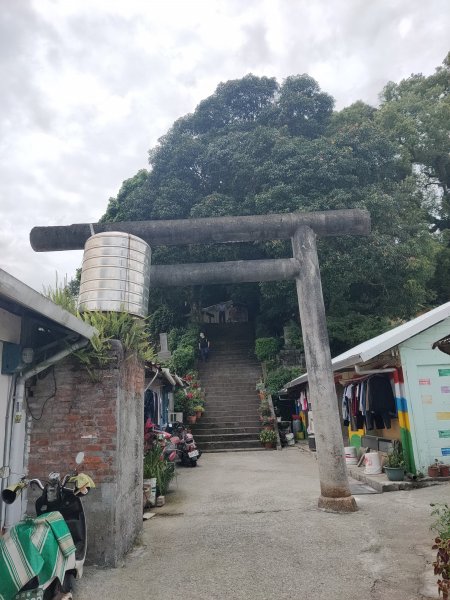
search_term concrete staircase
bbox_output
[193,323,263,452]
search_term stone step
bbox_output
[194,432,260,442]
[202,407,258,416]
[193,426,261,435]
[197,439,263,451]
[204,400,259,407]
[194,419,261,428]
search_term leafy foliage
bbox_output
[384,441,405,468]
[100,61,449,354]
[430,502,450,598]
[74,311,156,378]
[259,429,276,444]
[43,281,156,378]
[143,442,175,496]
[255,337,283,362]
[265,366,303,396]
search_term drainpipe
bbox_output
[3,338,90,530]
[0,374,17,532]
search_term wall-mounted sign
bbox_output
[439,369,450,377]
[442,448,450,456]
[437,412,450,420]
[419,379,431,385]
[441,386,450,394]
[439,430,450,438]
[421,395,433,404]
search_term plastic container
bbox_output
[285,432,295,446]
[364,451,382,475]
[344,446,358,465]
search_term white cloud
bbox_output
[0,0,449,291]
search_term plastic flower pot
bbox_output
[428,465,440,478]
[187,415,197,425]
[196,411,202,419]
[384,467,405,481]
[439,465,450,477]
[264,442,274,449]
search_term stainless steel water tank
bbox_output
[78,232,151,318]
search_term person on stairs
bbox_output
[218,302,226,324]
[199,332,210,362]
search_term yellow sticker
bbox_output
[437,412,450,420]
[421,395,433,404]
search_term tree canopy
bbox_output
[101,57,449,354]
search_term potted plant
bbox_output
[256,381,266,401]
[259,429,276,449]
[429,459,441,478]
[187,412,197,425]
[383,441,405,481]
[440,463,450,478]
[193,405,204,419]
[259,415,275,429]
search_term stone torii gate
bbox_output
[31,209,370,512]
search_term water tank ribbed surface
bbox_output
[78,232,151,318]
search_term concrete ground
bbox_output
[77,447,448,600]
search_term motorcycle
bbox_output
[0,452,95,600]
[165,422,201,467]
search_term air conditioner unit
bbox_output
[168,412,183,423]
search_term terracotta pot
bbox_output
[187,415,197,425]
[196,411,202,419]
[428,465,440,478]
[439,465,450,477]
[264,442,274,449]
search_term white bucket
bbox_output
[344,446,358,465]
[364,451,382,475]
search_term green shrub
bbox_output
[148,306,177,338]
[255,337,282,362]
[168,327,184,352]
[431,503,450,540]
[180,325,200,347]
[265,366,303,396]
[143,444,175,495]
[72,311,156,379]
[283,321,304,350]
[171,345,195,374]
[259,429,276,444]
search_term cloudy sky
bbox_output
[1,0,449,293]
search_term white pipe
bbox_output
[145,368,159,392]
[0,374,17,531]
[4,338,89,529]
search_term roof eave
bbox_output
[0,268,95,340]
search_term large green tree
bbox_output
[101,67,444,353]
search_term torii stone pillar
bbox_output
[292,227,356,512]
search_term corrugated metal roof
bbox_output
[284,302,450,390]
[0,268,95,340]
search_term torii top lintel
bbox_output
[30,209,370,252]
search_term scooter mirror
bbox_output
[1,482,25,504]
[0,466,10,479]
[75,452,85,465]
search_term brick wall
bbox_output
[27,341,145,566]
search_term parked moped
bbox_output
[0,452,95,600]
[165,422,201,467]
